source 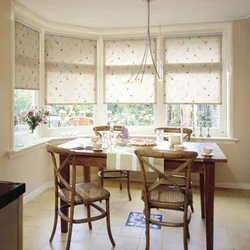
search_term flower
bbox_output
[20,107,50,133]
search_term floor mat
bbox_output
[125,211,162,230]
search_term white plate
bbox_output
[202,153,213,157]
[174,146,187,151]
[93,148,102,152]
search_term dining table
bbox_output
[58,138,227,250]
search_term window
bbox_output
[163,34,225,136]
[14,22,40,147]
[47,104,94,128]
[45,34,97,105]
[103,38,157,127]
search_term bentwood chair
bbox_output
[154,127,192,142]
[135,149,198,250]
[69,116,93,126]
[154,127,205,216]
[93,125,132,201]
[46,143,115,250]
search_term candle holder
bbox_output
[206,121,211,138]
[180,119,184,145]
[199,121,203,137]
[192,121,196,137]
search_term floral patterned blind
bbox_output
[45,35,97,104]
[104,39,157,104]
[164,35,222,104]
[15,22,40,90]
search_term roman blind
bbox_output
[45,34,97,104]
[15,22,40,90]
[104,38,157,104]
[164,35,222,104]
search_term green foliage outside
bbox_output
[107,104,154,126]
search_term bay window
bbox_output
[13,19,231,146]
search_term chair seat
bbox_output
[59,183,110,204]
[142,185,192,208]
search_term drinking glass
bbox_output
[102,132,109,149]
[156,129,164,144]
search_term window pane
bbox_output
[14,89,36,131]
[166,104,220,129]
[47,104,94,128]
[107,104,154,126]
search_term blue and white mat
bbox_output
[125,212,162,230]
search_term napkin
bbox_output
[120,125,129,139]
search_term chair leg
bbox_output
[145,208,150,250]
[126,171,132,201]
[183,210,188,250]
[66,204,75,250]
[87,205,92,230]
[119,171,123,190]
[200,173,205,218]
[49,196,58,242]
[190,202,194,213]
[105,198,115,246]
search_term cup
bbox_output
[156,129,164,143]
[91,135,99,143]
[169,135,181,145]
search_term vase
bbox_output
[30,128,38,144]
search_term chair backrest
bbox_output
[93,125,122,138]
[69,116,93,126]
[46,143,78,198]
[134,149,198,204]
[154,127,192,142]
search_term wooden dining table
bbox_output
[58,138,227,250]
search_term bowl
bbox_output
[117,139,128,146]
[201,147,213,155]
[93,142,102,149]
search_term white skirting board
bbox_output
[23,174,250,204]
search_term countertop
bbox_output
[0,181,25,209]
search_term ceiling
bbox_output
[15,0,250,29]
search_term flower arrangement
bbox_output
[19,107,50,133]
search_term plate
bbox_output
[93,148,102,152]
[127,142,157,147]
[174,146,187,151]
[128,138,157,147]
[202,153,213,157]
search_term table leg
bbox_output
[205,163,215,250]
[83,167,90,182]
[200,173,205,218]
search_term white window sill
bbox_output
[8,134,239,159]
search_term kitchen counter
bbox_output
[0,181,25,250]
[0,181,25,209]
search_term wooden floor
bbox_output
[23,181,250,250]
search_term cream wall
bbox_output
[0,1,249,200]
[0,1,53,198]
[212,18,250,188]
